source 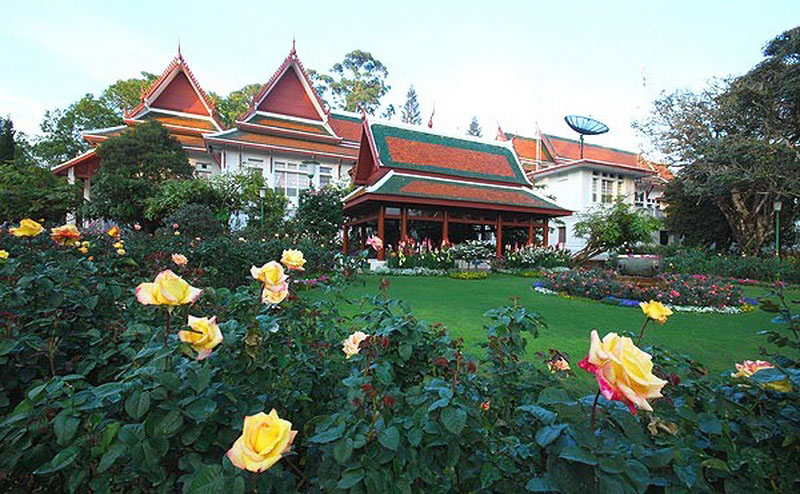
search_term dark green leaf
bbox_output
[333,438,353,464]
[97,444,126,473]
[518,405,557,425]
[308,424,345,443]
[378,426,400,451]
[189,464,226,494]
[441,407,467,435]
[124,391,150,420]
[697,413,722,435]
[337,468,364,489]
[480,462,501,488]
[535,424,567,447]
[558,446,598,465]
[35,445,80,475]
[54,412,80,446]
[526,475,557,492]
[158,410,183,437]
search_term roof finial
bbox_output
[177,38,183,60]
[495,123,507,141]
[290,37,296,56]
[427,103,435,129]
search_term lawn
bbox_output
[320,274,790,393]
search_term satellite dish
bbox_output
[564,115,609,159]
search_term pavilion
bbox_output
[342,119,572,260]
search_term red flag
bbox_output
[427,105,435,128]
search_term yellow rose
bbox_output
[113,241,124,249]
[106,226,120,238]
[179,315,223,360]
[732,360,793,392]
[116,249,126,255]
[0,250,8,260]
[136,269,202,306]
[78,246,89,254]
[10,218,43,237]
[172,253,188,266]
[50,224,81,246]
[281,249,306,271]
[261,283,288,304]
[639,300,673,324]
[578,330,667,414]
[226,409,297,473]
[342,331,369,359]
[251,261,287,286]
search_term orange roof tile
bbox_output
[329,114,362,141]
[207,130,357,158]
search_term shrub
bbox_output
[497,244,571,269]
[162,204,226,238]
[664,248,800,283]
[448,240,494,261]
[542,269,744,307]
[447,270,489,280]
[289,185,347,243]
[0,163,81,223]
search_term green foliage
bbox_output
[289,185,346,243]
[210,83,262,127]
[163,204,226,238]
[87,120,193,229]
[664,248,800,283]
[663,178,734,248]
[466,116,482,137]
[101,72,158,115]
[0,163,81,223]
[447,270,488,280]
[144,178,223,221]
[314,50,390,114]
[0,115,15,164]
[572,201,661,265]
[400,86,421,125]
[34,94,121,167]
[2,227,799,493]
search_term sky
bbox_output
[1,1,796,154]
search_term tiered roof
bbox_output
[203,45,359,158]
[345,119,569,216]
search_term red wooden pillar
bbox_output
[542,219,549,247]
[442,210,449,246]
[377,205,386,260]
[527,217,534,246]
[342,222,349,255]
[496,213,503,257]
[400,207,408,241]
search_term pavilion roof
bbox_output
[205,129,358,159]
[360,121,531,186]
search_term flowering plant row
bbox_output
[497,244,571,269]
[541,269,744,308]
[386,238,454,270]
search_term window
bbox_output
[273,161,311,199]
[635,191,645,207]
[592,177,598,202]
[659,230,669,246]
[318,166,333,187]
[558,227,566,244]
[593,172,623,203]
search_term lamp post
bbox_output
[774,199,782,258]
[302,159,318,189]
[259,188,265,230]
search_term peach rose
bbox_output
[226,410,297,473]
[342,331,369,359]
[639,300,673,324]
[732,360,792,392]
[261,282,289,304]
[10,218,43,237]
[136,270,202,306]
[578,330,667,414]
[548,357,571,373]
[50,224,81,246]
[179,315,223,360]
[172,253,188,266]
[251,261,287,286]
[106,226,120,238]
[280,249,306,271]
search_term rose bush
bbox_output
[0,221,799,493]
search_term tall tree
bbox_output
[467,116,482,137]
[87,121,193,230]
[211,83,262,127]
[401,86,421,125]
[34,94,121,167]
[0,116,15,164]
[314,50,390,114]
[381,104,396,120]
[101,72,158,116]
[636,26,800,254]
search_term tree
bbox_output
[0,116,14,164]
[101,72,158,115]
[662,178,733,249]
[87,121,193,230]
[314,50,390,114]
[467,116,482,137]
[572,201,661,265]
[34,94,121,167]
[636,26,800,254]
[381,104,396,120]
[0,163,80,223]
[401,86,421,125]
[212,83,262,127]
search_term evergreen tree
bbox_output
[88,120,193,230]
[467,116,482,137]
[401,86,422,125]
[0,116,15,164]
[381,104,396,120]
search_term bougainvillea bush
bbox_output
[1,219,799,493]
[542,269,744,307]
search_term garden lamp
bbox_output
[774,199,782,258]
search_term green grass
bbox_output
[319,274,791,393]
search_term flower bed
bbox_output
[385,238,454,269]
[540,269,744,308]
[447,270,489,280]
[372,266,447,276]
[496,244,571,269]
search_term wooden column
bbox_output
[527,217,534,246]
[543,219,549,247]
[400,207,408,241]
[342,223,349,255]
[360,225,366,249]
[496,213,503,257]
[377,206,386,260]
[442,210,449,246]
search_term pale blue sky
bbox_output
[1,1,796,153]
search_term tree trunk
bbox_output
[713,188,772,255]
